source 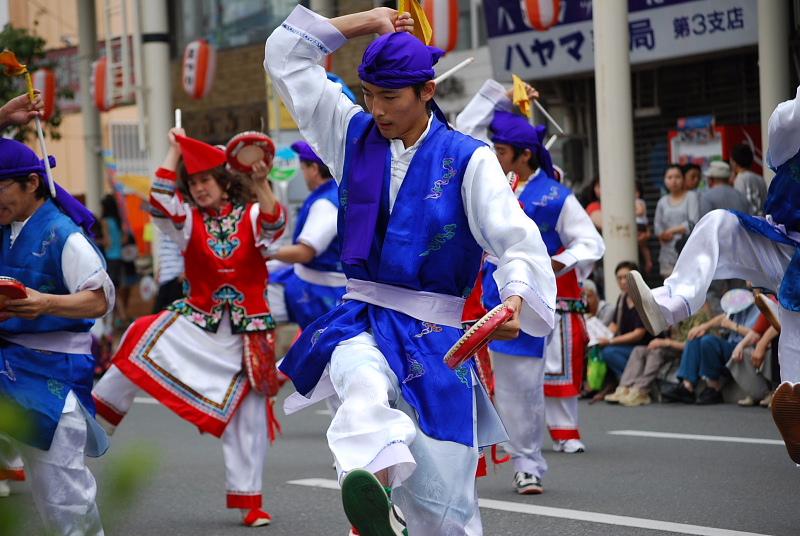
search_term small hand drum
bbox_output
[225,131,276,173]
[444,304,514,369]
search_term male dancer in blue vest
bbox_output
[627,86,800,465]
[267,141,346,329]
[457,80,604,493]
[0,137,113,535]
[266,6,557,534]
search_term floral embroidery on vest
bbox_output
[32,228,57,258]
[168,284,276,333]
[454,364,470,387]
[0,359,16,382]
[311,326,328,347]
[204,205,244,259]
[419,223,457,257]
[47,378,66,399]
[403,353,425,383]
[414,322,442,338]
[424,157,456,200]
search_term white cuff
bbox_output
[284,5,347,55]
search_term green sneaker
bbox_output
[341,469,407,536]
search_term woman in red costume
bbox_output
[91,127,284,527]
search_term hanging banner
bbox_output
[484,0,757,81]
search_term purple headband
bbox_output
[0,138,97,235]
[290,141,326,168]
[490,111,555,179]
[358,32,445,89]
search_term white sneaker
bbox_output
[513,472,543,495]
[0,480,10,498]
[553,439,586,453]
[626,270,667,335]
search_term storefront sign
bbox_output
[484,0,757,81]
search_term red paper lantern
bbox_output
[90,57,110,112]
[182,39,216,100]
[424,0,459,53]
[32,68,56,121]
[522,0,561,31]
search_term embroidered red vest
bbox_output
[169,203,274,333]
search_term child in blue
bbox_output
[268,141,346,329]
[0,133,113,535]
[266,6,557,535]
[628,86,800,465]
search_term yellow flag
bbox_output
[398,0,433,46]
[512,74,532,118]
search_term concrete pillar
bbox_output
[758,0,791,183]
[593,0,638,302]
[76,0,103,213]
[140,0,172,171]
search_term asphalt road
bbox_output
[5,394,798,535]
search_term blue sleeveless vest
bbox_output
[484,173,571,356]
[730,149,800,311]
[0,200,95,334]
[295,178,342,273]
[338,112,485,297]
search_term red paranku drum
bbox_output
[225,132,276,173]
[444,304,513,369]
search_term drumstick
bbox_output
[174,108,182,129]
[433,57,474,84]
[533,99,564,135]
[545,134,557,150]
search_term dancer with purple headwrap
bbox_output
[266,6,557,535]
[0,92,114,535]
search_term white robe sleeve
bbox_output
[264,5,360,182]
[249,203,287,250]
[296,198,338,255]
[150,193,193,252]
[552,194,605,280]
[61,233,115,316]
[454,79,512,146]
[462,146,556,336]
[767,85,800,169]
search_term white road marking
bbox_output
[609,430,784,446]
[287,478,770,536]
[133,397,158,405]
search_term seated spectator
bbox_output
[731,144,767,216]
[662,291,760,405]
[583,278,614,326]
[606,308,711,406]
[597,261,651,382]
[699,161,750,217]
[727,311,779,406]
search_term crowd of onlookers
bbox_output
[578,144,779,408]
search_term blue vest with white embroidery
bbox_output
[483,172,570,356]
[733,149,800,311]
[295,178,343,273]
[0,199,94,334]
[338,112,485,296]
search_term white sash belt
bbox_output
[294,263,347,287]
[1,331,93,354]
[343,279,465,328]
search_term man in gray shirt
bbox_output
[699,161,751,217]
[731,143,767,215]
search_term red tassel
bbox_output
[491,444,510,465]
[475,453,488,478]
[267,397,282,444]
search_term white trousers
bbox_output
[0,404,103,535]
[491,351,548,478]
[0,434,24,476]
[545,397,580,440]
[267,283,289,324]
[654,210,800,382]
[93,365,268,506]
[328,331,482,535]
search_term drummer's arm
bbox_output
[149,127,191,251]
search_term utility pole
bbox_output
[593,0,638,302]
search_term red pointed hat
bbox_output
[176,134,227,175]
